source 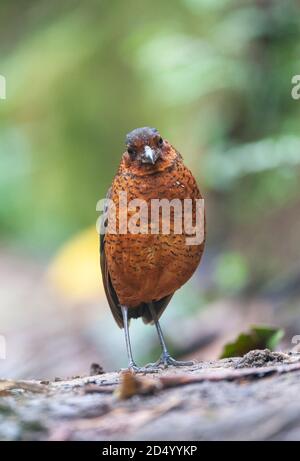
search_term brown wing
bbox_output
[141,293,174,325]
[100,188,124,328]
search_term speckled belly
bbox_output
[104,159,205,307]
[105,232,203,307]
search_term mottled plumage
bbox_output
[100,127,205,370]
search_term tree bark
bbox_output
[1,349,300,441]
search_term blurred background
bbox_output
[0,0,300,379]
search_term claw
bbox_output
[146,354,195,369]
[121,363,159,374]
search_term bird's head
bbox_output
[124,127,165,167]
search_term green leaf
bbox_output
[220,325,284,359]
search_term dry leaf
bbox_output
[115,371,161,399]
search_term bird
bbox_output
[100,127,205,372]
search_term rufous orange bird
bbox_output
[100,127,205,371]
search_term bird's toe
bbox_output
[149,354,195,368]
[122,364,159,374]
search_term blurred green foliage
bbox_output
[0,0,299,291]
[220,325,284,358]
[215,251,249,295]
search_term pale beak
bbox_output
[142,145,156,164]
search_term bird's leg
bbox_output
[146,304,194,369]
[120,305,157,374]
[121,306,136,369]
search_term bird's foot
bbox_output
[121,362,159,374]
[146,353,194,369]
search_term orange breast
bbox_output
[104,152,205,307]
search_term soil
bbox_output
[1,350,300,441]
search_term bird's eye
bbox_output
[127,147,136,157]
[158,137,163,146]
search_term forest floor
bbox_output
[1,349,300,441]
